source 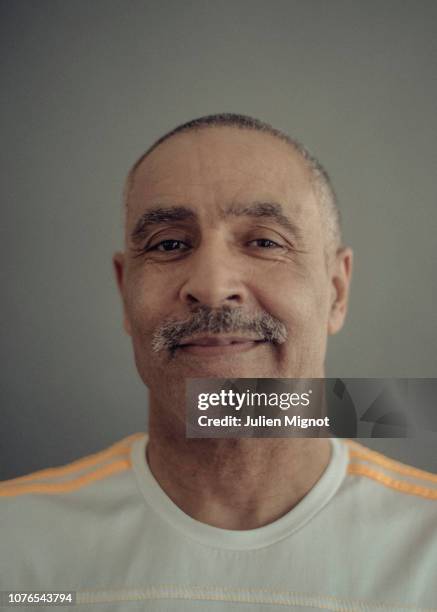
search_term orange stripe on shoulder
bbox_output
[0,432,144,488]
[347,463,437,500]
[0,458,132,497]
[345,440,437,484]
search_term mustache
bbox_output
[151,305,288,353]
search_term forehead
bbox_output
[127,127,318,227]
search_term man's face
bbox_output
[114,127,351,402]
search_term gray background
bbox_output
[1,0,436,480]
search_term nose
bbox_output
[179,239,249,309]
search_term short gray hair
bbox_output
[124,113,342,251]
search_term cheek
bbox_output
[125,272,172,340]
[255,265,330,333]
[125,275,173,387]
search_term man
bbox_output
[1,114,436,611]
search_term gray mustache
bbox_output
[151,305,288,353]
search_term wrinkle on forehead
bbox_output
[126,128,319,232]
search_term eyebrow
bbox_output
[130,207,196,244]
[225,201,302,240]
[130,201,302,244]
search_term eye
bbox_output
[249,238,283,249]
[150,239,190,252]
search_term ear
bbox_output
[328,247,353,335]
[112,251,132,336]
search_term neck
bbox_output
[147,404,331,530]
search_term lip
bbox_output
[176,336,267,356]
[179,335,264,347]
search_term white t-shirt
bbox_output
[1,433,436,611]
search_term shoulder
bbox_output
[344,439,437,502]
[0,432,144,505]
[334,441,437,602]
[0,432,145,588]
